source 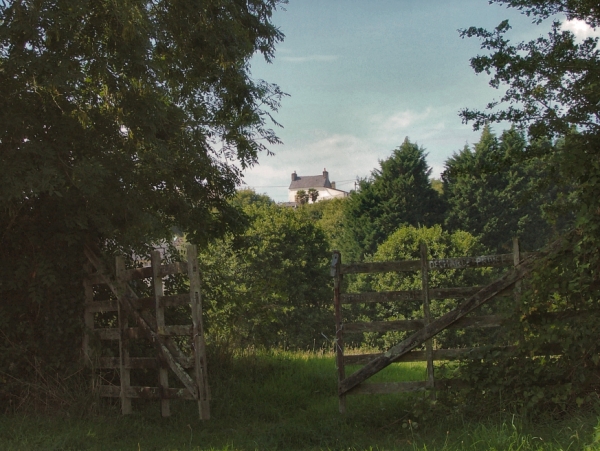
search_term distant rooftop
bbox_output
[289,169,332,190]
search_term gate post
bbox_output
[152,250,170,417]
[420,243,436,399]
[115,256,132,415]
[513,238,522,302]
[331,251,346,413]
[187,244,210,420]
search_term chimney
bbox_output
[323,168,328,179]
[291,171,297,181]
[331,181,336,190]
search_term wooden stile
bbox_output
[83,244,210,419]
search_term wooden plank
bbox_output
[95,325,192,341]
[85,300,119,313]
[332,251,346,414]
[428,254,513,270]
[152,250,170,417]
[339,253,521,275]
[98,356,194,369]
[339,252,538,395]
[98,385,195,400]
[158,293,192,308]
[340,260,420,275]
[121,262,188,281]
[420,243,435,396]
[348,379,469,395]
[344,314,505,333]
[85,293,190,313]
[341,286,483,304]
[116,257,132,415]
[187,245,210,420]
[344,346,517,365]
[86,272,107,285]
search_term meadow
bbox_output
[1,351,599,451]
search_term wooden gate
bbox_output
[82,244,210,419]
[331,239,540,413]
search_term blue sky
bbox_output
[241,1,594,202]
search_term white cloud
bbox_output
[561,19,600,40]
[370,107,445,149]
[377,108,433,132]
[280,55,339,63]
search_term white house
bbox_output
[288,169,348,203]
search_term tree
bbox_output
[304,197,346,252]
[459,1,600,234]
[347,225,489,350]
[200,203,332,350]
[0,0,285,378]
[308,188,319,203]
[231,189,275,210]
[443,126,553,252]
[458,0,600,412]
[342,137,445,261]
[295,189,309,205]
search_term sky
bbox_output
[240,0,598,203]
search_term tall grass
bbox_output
[0,351,598,450]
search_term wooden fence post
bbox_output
[152,250,170,417]
[513,238,521,302]
[332,251,346,413]
[420,243,435,399]
[115,256,132,415]
[82,264,94,366]
[187,245,210,420]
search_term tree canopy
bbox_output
[201,200,332,350]
[342,137,444,261]
[0,0,285,375]
[443,126,552,252]
[1,0,286,253]
[458,0,600,412]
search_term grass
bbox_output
[1,351,599,450]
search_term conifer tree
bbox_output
[342,138,444,261]
[443,126,552,252]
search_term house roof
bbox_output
[289,174,332,190]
